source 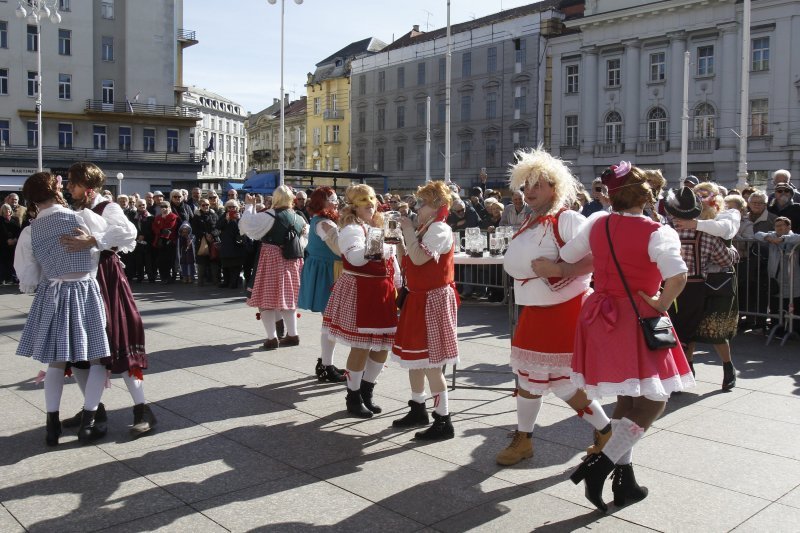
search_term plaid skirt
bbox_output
[17,278,110,364]
[322,273,396,351]
[247,244,303,310]
[391,284,459,369]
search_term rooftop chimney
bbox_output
[413,24,419,32]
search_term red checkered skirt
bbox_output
[510,293,583,396]
[247,244,303,310]
[322,273,396,351]
[391,283,459,369]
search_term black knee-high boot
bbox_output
[359,381,382,413]
[612,464,649,506]
[569,452,615,513]
[46,412,61,446]
[346,389,373,418]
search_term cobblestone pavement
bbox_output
[1,283,798,532]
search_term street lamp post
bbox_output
[116,172,124,196]
[15,1,62,173]
[267,0,303,187]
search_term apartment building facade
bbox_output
[246,95,306,173]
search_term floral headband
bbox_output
[601,161,633,194]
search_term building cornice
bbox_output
[566,0,733,29]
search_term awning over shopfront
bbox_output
[0,176,26,191]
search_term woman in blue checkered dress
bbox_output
[15,172,111,446]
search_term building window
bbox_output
[460,139,471,169]
[0,21,7,49]
[313,97,320,115]
[749,99,768,136]
[0,68,7,95]
[485,138,497,168]
[0,120,9,147]
[377,108,386,131]
[647,107,668,141]
[356,148,365,171]
[607,59,620,87]
[119,126,131,150]
[143,128,155,152]
[514,38,526,65]
[437,100,445,125]
[58,123,73,149]
[693,103,715,139]
[460,95,471,121]
[167,130,178,153]
[417,101,426,126]
[378,70,386,92]
[27,25,38,52]
[27,121,38,148]
[566,64,579,93]
[376,147,385,172]
[417,62,426,85]
[59,0,71,11]
[330,93,337,111]
[416,144,424,170]
[397,66,405,89]
[332,125,340,142]
[27,71,38,97]
[697,45,714,76]
[102,36,114,61]
[101,0,114,19]
[486,92,497,119]
[396,145,405,171]
[514,86,527,114]
[462,52,471,77]
[513,129,529,151]
[438,57,446,81]
[313,127,320,145]
[58,29,71,55]
[359,75,366,95]
[58,73,71,100]
[487,47,497,73]
[358,110,366,133]
[93,125,107,149]
[605,111,623,144]
[102,79,114,104]
[565,115,578,147]
[649,52,665,82]
[396,105,405,128]
[332,157,340,171]
[752,37,769,72]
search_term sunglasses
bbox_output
[454,209,465,214]
[593,187,603,192]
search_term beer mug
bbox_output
[466,227,481,238]
[489,234,502,256]
[383,211,402,244]
[364,227,385,261]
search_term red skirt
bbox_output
[572,292,695,400]
[247,244,303,310]
[322,272,396,351]
[392,283,459,368]
[96,251,147,375]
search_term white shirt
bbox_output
[89,195,137,253]
[239,205,309,243]
[503,209,591,306]
[418,221,454,263]
[560,211,688,280]
[696,208,741,241]
[15,205,109,294]
[338,222,401,287]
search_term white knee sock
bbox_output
[362,358,384,384]
[123,372,146,405]
[346,369,363,391]
[71,366,89,395]
[83,365,107,412]
[516,395,543,434]
[260,310,277,339]
[44,365,65,413]
[602,417,644,464]
[280,309,298,336]
[320,332,336,366]
[610,419,633,464]
[411,391,427,404]
[433,389,449,416]
[578,400,611,431]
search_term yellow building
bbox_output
[305,38,385,172]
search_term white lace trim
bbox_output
[510,347,573,370]
[571,373,696,401]
[321,326,393,352]
[390,352,460,369]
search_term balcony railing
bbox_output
[637,140,669,155]
[85,100,200,119]
[594,143,623,156]
[323,109,343,120]
[688,138,719,153]
[177,29,197,41]
[0,144,202,165]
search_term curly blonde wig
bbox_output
[695,181,724,220]
[508,146,579,216]
[415,180,453,211]
[339,183,383,228]
[271,184,296,210]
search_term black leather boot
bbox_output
[359,381,382,414]
[392,400,429,428]
[346,389,373,418]
[569,452,615,513]
[46,412,61,446]
[315,358,326,380]
[276,319,285,339]
[62,402,106,429]
[688,360,695,377]
[612,463,649,506]
[323,365,346,383]
[77,409,107,444]
[414,412,454,441]
[131,404,157,438]
[722,361,736,391]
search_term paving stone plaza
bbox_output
[1,284,799,532]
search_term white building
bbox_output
[0,0,200,194]
[183,86,247,191]
[546,0,800,188]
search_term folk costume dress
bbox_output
[89,197,147,376]
[561,212,695,400]
[298,215,341,312]
[15,205,110,364]
[392,216,460,369]
[502,209,591,396]
[322,223,399,351]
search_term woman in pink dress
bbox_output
[558,162,695,512]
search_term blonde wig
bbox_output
[415,180,453,211]
[695,182,724,220]
[508,146,579,216]
[271,184,296,210]
[339,183,383,227]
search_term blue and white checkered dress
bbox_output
[16,208,110,364]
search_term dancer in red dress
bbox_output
[322,184,400,418]
[391,181,459,440]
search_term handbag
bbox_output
[605,217,678,351]
[197,237,209,256]
[265,211,305,260]
[396,271,408,309]
[705,271,735,297]
[209,241,220,261]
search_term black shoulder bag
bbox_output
[265,211,304,260]
[605,217,678,351]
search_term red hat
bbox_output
[600,161,632,194]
